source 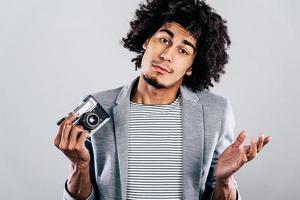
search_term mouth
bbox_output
[152,64,170,74]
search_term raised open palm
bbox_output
[216,131,271,180]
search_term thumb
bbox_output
[232,130,248,147]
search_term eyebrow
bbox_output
[158,29,196,54]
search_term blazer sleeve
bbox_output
[202,98,242,200]
[63,181,95,200]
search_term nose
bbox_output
[160,47,172,62]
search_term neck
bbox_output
[131,76,181,105]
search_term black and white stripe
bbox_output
[126,95,183,200]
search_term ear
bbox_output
[143,39,149,50]
[186,67,192,76]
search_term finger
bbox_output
[76,131,90,150]
[54,123,65,147]
[54,113,78,147]
[76,125,84,129]
[248,140,257,161]
[59,124,72,150]
[257,133,264,153]
[68,125,85,149]
[232,130,248,147]
[62,112,78,126]
[243,145,251,152]
[263,136,272,146]
[246,144,252,157]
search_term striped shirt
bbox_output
[126,95,183,200]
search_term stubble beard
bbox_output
[142,74,167,89]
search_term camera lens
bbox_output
[82,112,101,130]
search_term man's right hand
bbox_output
[54,113,93,199]
[54,113,91,168]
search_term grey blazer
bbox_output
[63,77,240,200]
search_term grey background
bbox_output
[0,0,299,199]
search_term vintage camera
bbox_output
[57,95,110,138]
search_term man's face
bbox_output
[140,21,197,89]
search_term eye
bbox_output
[160,38,170,45]
[179,49,189,55]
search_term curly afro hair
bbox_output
[121,0,231,92]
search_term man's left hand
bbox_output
[215,130,271,181]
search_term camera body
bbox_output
[57,95,110,137]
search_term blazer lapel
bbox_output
[180,85,205,199]
[112,77,139,200]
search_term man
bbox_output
[54,0,271,199]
